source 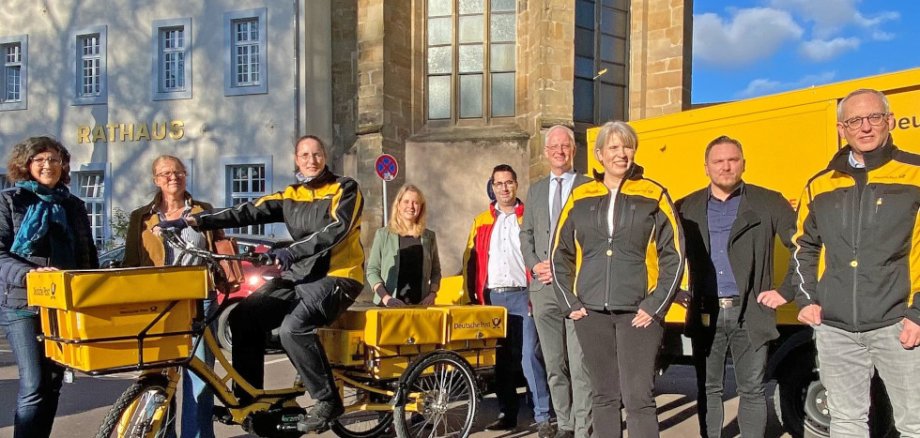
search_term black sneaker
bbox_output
[297,400,345,433]
[537,420,557,438]
[537,420,556,438]
[485,413,517,431]
[555,428,575,438]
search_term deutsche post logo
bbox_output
[492,317,502,328]
[32,283,57,298]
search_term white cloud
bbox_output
[769,0,899,39]
[694,8,803,68]
[737,71,838,98]
[799,37,860,62]
[871,30,895,42]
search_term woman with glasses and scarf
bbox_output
[123,155,223,438]
[0,136,99,438]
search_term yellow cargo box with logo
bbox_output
[319,304,505,379]
[26,266,209,373]
[587,67,920,325]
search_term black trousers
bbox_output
[228,276,360,403]
[573,309,663,438]
[692,304,767,438]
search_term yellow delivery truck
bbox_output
[587,67,920,438]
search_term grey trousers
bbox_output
[531,287,594,437]
[692,305,767,438]
[816,321,920,438]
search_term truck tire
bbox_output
[773,348,829,438]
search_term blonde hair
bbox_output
[388,184,426,237]
[151,155,187,176]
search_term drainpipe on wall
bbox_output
[293,0,302,137]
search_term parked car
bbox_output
[98,245,126,268]
[96,234,287,351]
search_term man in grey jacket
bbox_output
[520,125,593,438]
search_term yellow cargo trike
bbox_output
[26,230,506,438]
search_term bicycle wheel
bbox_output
[393,352,478,438]
[331,384,393,438]
[96,376,177,438]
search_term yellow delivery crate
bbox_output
[363,308,447,347]
[320,305,507,379]
[27,266,209,373]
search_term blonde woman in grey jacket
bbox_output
[367,184,441,306]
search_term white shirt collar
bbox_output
[848,151,866,169]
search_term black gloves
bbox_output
[270,248,295,270]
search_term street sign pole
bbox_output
[382,180,388,227]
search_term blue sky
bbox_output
[691,0,920,104]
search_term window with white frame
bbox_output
[227,164,267,235]
[224,8,267,96]
[74,26,107,105]
[153,18,192,100]
[75,171,106,247]
[0,35,27,111]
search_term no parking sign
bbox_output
[375,154,399,225]
[375,154,398,181]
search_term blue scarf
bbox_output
[11,181,75,267]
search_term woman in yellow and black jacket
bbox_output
[157,136,364,433]
[551,121,684,438]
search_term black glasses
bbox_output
[842,113,888,130]
[491,181,516,189]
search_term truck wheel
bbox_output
[216,301,238,351]
[773,349,829,438]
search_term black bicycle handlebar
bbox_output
[159,228,274,266]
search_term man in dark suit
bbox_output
[676,135,796,438]
[520,125,593,438]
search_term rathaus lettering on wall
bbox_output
[77,121,185,144]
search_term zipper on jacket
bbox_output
[604,178,628,309]
[851,181,866,332]
[605,237,613,308]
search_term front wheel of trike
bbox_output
[394,351,478,438]
[96,375,176,438]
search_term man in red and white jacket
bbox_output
[462,164,553,436]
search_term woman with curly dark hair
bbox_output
[0,136,98,438]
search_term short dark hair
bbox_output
[6,136,72,185]
[491,164,517,182]
[293,135,327,172]
[704,135,744,161]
